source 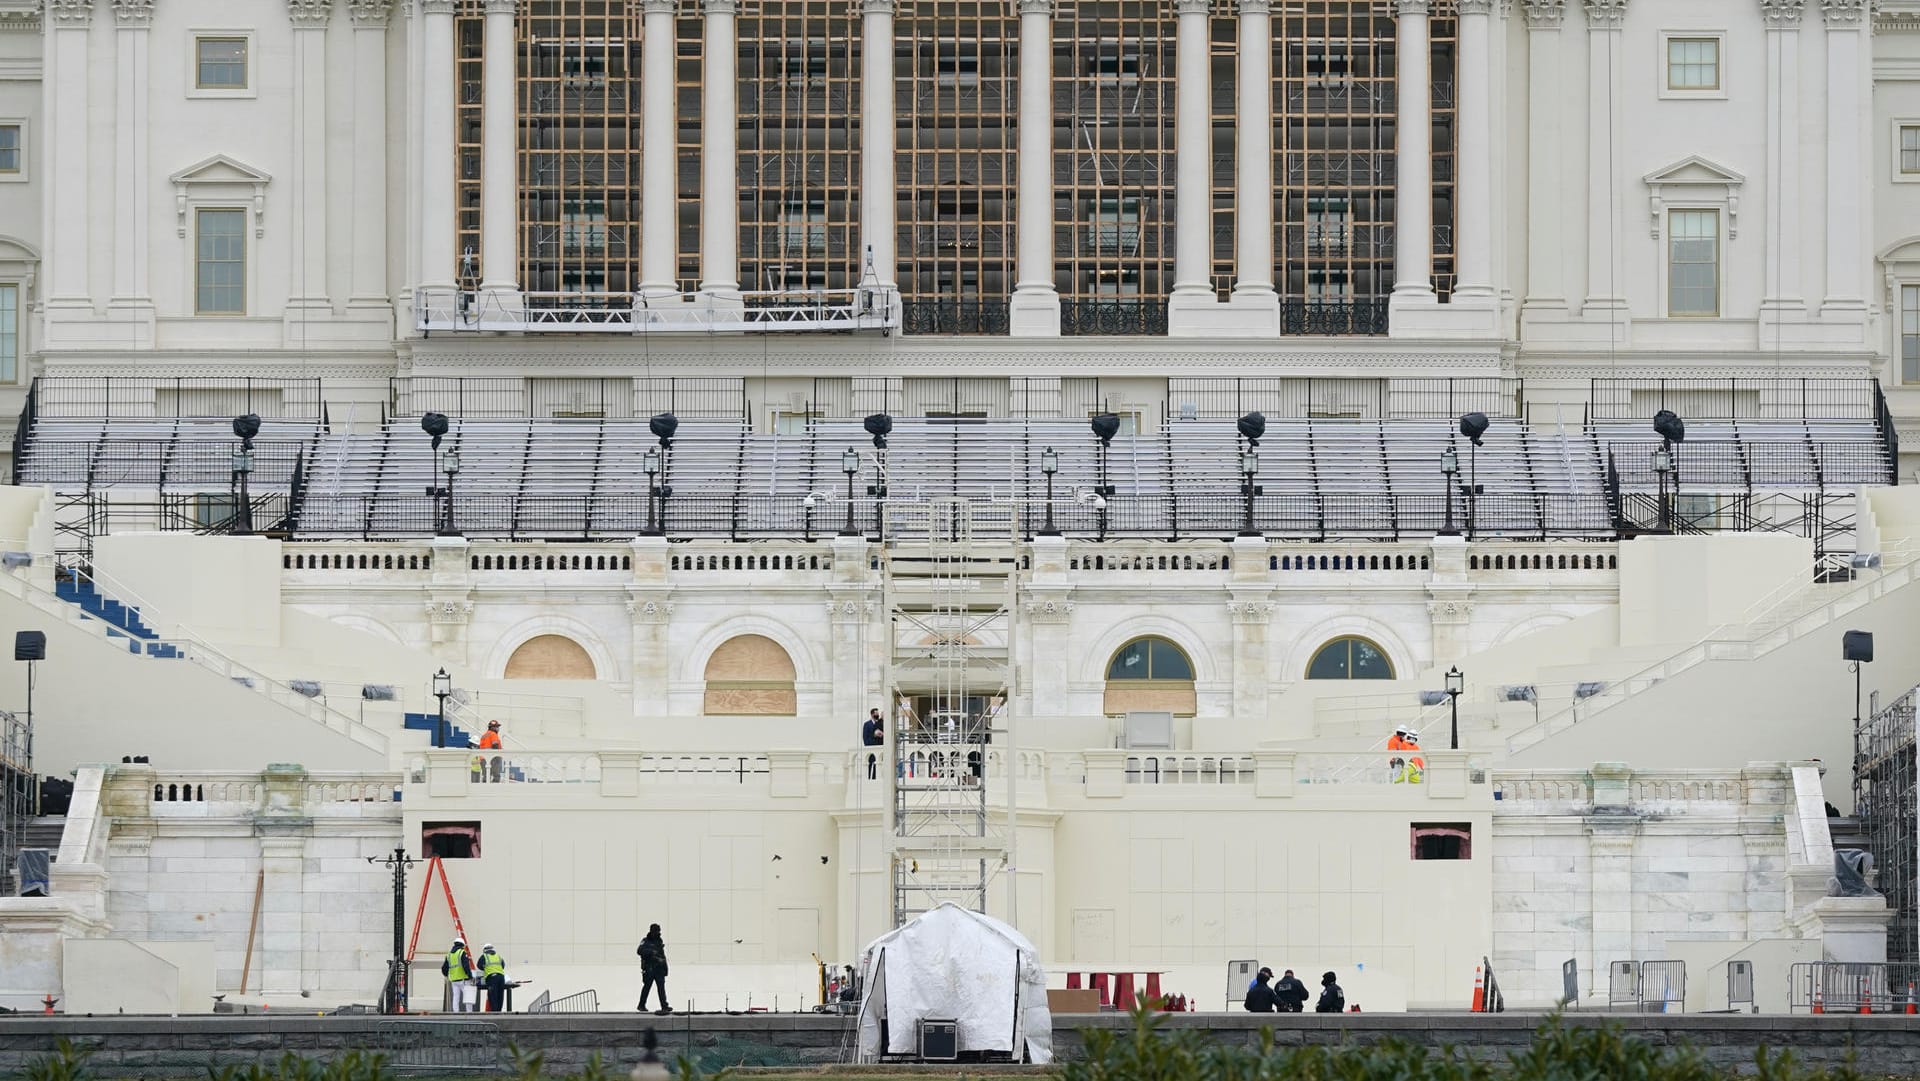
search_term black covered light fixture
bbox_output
[231,413,260,536]
[421,411,450,449]
[1089,412,1121,446]
[1458,411,1488,446]
[1236,411,1266,446]
[420,412,459,536]
[1652,409,1686,445]
[1456,413,1489,539]
[863,412,892,449]
[649,411,679,447]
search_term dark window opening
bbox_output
[424,821,482,859]
[1411,822,1472,860]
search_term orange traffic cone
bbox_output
[41,995,56,1015]
[1470,966,1485,1012]
[1906,983,1917,1015]
[1811,984,1824,1014]
[1858,977,1872,1014]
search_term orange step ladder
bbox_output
[403,856,474,1013]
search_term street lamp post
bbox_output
[840,448,861,537]
[1039,447,1060,536]
[432,667,453,750]
[1445,665,1464,751]
[1238,449,1261,537]
[643,448,662,536]
[1438,446,1459,537]
[365,847,416,1014]
[1652,446,1674,533]
[437,449,461,536]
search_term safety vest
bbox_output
[446,948,471,981]
[480,952,506,979]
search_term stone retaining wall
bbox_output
[2,1012,1918,1077]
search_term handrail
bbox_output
[11,375,37,485]
[1506,538,1920,753]
[25,561,389,754]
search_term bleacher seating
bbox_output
[20,408,1891,543]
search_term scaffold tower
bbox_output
[882,497,1021,927]
[1857,684,1918,964]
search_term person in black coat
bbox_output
[636,924,671,1014]
[1314,971,1345,1013]
[1243,967,1278,1012]
[1274,969,1309,1013]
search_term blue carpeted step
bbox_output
[402,712,474,749]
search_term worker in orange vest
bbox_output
[477,720,504,782]
[1387,726,1425,784]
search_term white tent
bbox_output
[854,903,1054,1064]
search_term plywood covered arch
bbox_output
[503,634,597,680]
[703,633,798,716]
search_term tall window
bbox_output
[1666,38,1719,91]
[1103,635,1197,715]
[195,209,246,315]
[1902,126,1920,175]
[0,124,19,175]
[1668,209,1719,317]
[563,198,608,254]
[1903,285,1919,384]
[196,37,248,89]
[1305,636,1393,679]
[0,283,17,383]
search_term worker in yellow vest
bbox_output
[1387,726,1425,784]
[479,944,510,1012]
[443,939,478,1012]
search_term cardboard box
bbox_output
[1047,988,1104,1014]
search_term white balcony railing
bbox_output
[414,286,900,335]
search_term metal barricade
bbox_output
[1788,962,1920,1013]
[1607,960,1639,1011]
[376,1020,508,1073]
[1639,960,1687,1013]
[1727,960,1756,1013]
[548,989,599,1013]
[521,991,552,1014]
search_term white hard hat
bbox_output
[1394,725,1411,735]
[482,943,495,951]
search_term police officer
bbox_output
[478,943,509,1012]
[443,939,477,1012]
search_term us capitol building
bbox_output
[0,0,1915,1016]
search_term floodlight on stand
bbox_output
[648,412,679,447]
[862,413,893,449]
[1236,411,1266,446]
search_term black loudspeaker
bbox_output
[1843,631,1874,663]
[13,630,45,662]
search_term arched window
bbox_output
[504,634,596,680]
[1305,636,1394,680]
[702,634,797,716]
[1102,636,1196,716]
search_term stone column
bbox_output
[829,535,875,722]
[478,0,521,311]
[1390,0,1436,311]
[859,0,898,294]
[256,765,314,997]
[1233,0,1275,302]
[43,0,94,330]
[1519,1,1565,323]
[1452,0,1494,304]
[348,2,394,314]
[287,0,333,320]
[1009,0,1061,335]
[637,0,677,297]
[1758,1,1805,342]
[1227,535,1276,727]
[1025,535,1073,716]
[108,1,153,342]
[1821,0,1867,320]
[427,537,474,665]
[1171,0,1212,299]
[699,0,741,299]
[1581,0,1626,322]
[627,537,672,710]
[421,0,459,292]
[1585,765,1638,1002]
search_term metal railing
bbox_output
[1588,377,1880,421]
[290,491,1614,542]
[1602,440,1890,490]
[901,299,1010,336]
[1167,376,1525,420]
[376,1020,507,1071]
[414,286,899,334]
[388,376,749,420]
[1060,299,1169,337]
[1873,378,1903,484]
[1279,298,1390,336]
[32,376,325,420]
[10,376,37,485]
[1787,962,1920,1012]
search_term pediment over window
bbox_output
[169,154,271,238]
[1643,156,1745,240]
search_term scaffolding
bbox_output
[1856,684,1917,964]
[0,709,34,895]
[882,497,1020,927]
